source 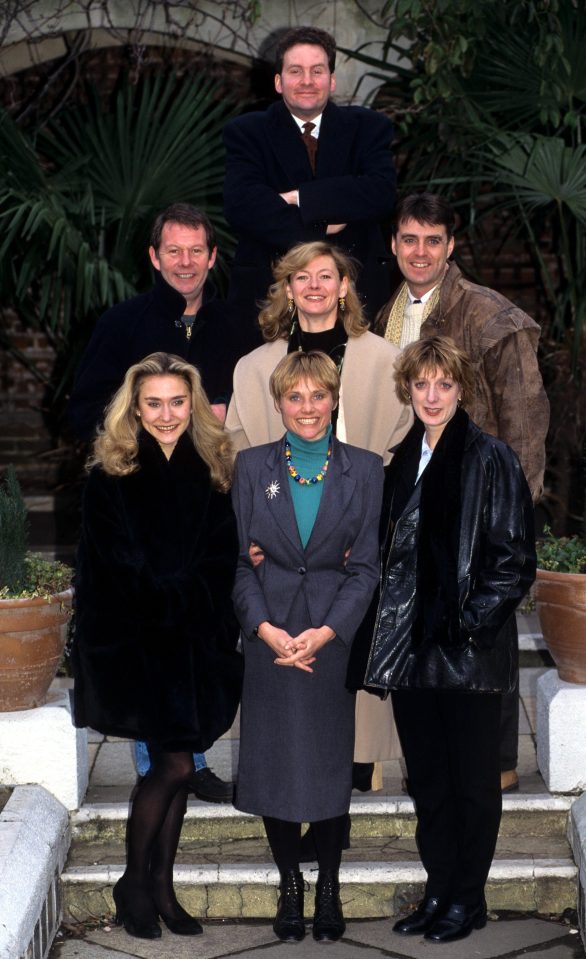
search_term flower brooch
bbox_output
[265,480,280,500]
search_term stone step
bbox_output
[70,794,572,846]
[62,795,577,921]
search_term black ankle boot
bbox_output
[313,870,345,942]
[273,868,305,942]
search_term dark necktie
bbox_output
[301,121,317,174]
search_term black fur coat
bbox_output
[72,431,242,750]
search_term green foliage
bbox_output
[0,467,72,598]
[344,0,586,367]
[0,555,73,600]
[536,526,586,574]
[0,466,28,593]
[0,71,239,401]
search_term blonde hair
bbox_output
[394,335,474,408]
[269,351,341,406]
[258,241,368,341]
[88,352,233,491]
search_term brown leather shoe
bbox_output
[500,769,519,793]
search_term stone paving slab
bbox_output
[50,916,584,959]
[344,916,582,958]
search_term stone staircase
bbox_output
[62,794,576,922]
[59,624,580,925]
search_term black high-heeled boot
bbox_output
[273,868,305,942]
[312,870,345,942]
[112,877,161,940]
[156,902,203,936]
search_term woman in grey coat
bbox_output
[231,351,383,943]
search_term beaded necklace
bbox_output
[284,439,332,485]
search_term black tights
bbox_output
[263,814,347,873]
[122,747,193,918]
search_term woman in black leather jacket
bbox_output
[364,335,536,944]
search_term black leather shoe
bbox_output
[189,767,234,803]
[273,869,305,942]
[313,871,345,942]
[424,900,487,942]
[112,878,162,940]
[393,896,443,935]
[352,761,374,792]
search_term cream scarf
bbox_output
[383,282,442,346]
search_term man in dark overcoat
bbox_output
[68,203,252,442]
[222,26,396,327]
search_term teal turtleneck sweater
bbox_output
[286,425,332,548]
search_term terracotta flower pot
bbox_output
[0,588,73,711]
[535,569,586,683]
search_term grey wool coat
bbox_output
[232,434,384,822]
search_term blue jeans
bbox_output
[134,740,206,777]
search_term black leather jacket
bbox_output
[365,418,536,693]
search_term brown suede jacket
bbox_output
[375,261,549,502]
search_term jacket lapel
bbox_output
[305,438,355,553]
[258,438,304,555]
[267,102,314,184]
[315,102,353,176]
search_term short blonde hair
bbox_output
[394,335,474,407]
[258,241,368,341]
[269,351,341,406]
[88,352,233,491]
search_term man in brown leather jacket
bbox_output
[375,192,549,790]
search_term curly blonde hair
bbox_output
[258,241,368,341]
[88,353,233,491]
[393,335,475,408]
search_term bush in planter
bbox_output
[0,466,73,710]
[535,526,586,683]
[536,526,586,575]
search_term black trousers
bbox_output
[500,673,519,772]
[392,688,502,906]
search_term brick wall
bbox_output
[0,312,62,489]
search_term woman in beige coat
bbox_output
[225,241,412,795]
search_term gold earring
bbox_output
[287,298,294,314]
[339,297,346,312]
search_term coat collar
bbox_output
[137,429,208,482]
[152,271,218,322]
[258,434,355,555]
[266,100,353,181]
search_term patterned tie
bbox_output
[301,121,318,173]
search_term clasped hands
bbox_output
[256,622,335,673]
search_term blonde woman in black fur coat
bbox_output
[73,352,242,941]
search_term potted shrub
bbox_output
[0,466,73,711]
[535,527,586,683]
